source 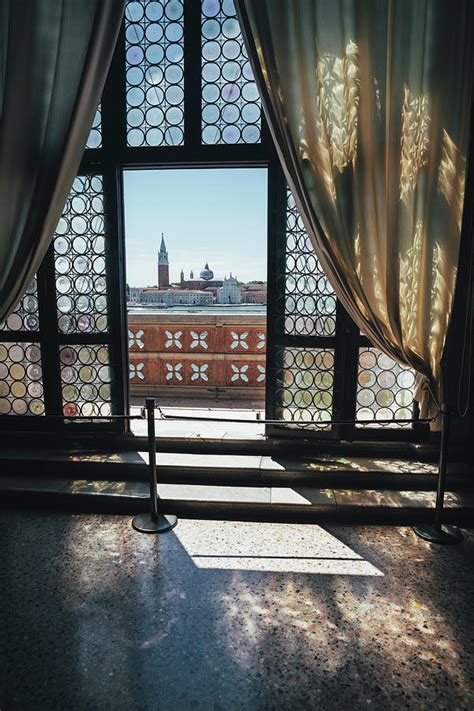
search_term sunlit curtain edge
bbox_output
[236,0,474,430]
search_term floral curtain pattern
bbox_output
[237,0,474,425]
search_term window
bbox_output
[0,0,421,443]
[123,167,268,412]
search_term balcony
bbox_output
[128,309,266,404]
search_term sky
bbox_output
[123,168,268,287]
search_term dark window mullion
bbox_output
[37,247,63,417]
[274,334,337,350]
[332,304,359,440]
[102,20,127,160]
[57,333,115,346]
[100,20,128,429]
[0,330,39,343]
[265,158,287,422]
[121,142,269,166]
[102,166,128,428]
[184,0,202,149]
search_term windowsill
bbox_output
[130,403,265,440]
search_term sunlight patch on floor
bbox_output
[175,521,383,576]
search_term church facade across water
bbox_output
[127,234,267,307]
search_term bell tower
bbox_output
[158,233,169,288]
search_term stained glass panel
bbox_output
[356,347,415,428]
[0,342,44,415]
[279,189,336,337]
[0,278,39,333]
[54,175,108,335]
[274,347,334,427]
[60,344,112,417]
[86,104,102,149]
[125,0,185,147]
[201,0,261,144]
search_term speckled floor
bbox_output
[1,510,473,710]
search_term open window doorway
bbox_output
[123,167,268,438]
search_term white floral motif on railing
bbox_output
[129,362,144,380]
[165,330,182,348]
[191,363,208,381]
[231,364,249,382]
[257,365,266,382]
[256,332,265,349]
[190,331,208,349]
[165,363,183,381]
[128,329,144,349]
[230,331,248,350]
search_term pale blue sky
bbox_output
[123,168,268,287]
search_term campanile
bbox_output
[158,233,169,288]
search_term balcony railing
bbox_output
[128,311,266,400]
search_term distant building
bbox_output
[140,288,213,306]
[157,234,170,288]
[128,286,142,304]
[129,234,266,307]
[217,274,241,304]
[241,283,267,304]
[175,262,222,292]
[200,262,214,281]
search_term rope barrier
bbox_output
[0,413,146,422]
[0,393,461,542]
[153,406,437,428]
[130,397,462,544]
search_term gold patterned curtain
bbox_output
[237,0,474,426]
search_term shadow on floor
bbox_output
[0,510,473,710]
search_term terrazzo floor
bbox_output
[1,509,474,710]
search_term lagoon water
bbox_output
[128,304,267,315]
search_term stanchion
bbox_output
[413,405,463,544]
[132,397,178,534]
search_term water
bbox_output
[128,305,267,315]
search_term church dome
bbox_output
[200,262,214,281]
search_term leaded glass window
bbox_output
[201,0,261,144]
[125,0,185,146]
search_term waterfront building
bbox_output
[127,286,142,304]
[140,288,213,306]
[241,283,267,304]
[217,274,241,304]
[128,234,266,307]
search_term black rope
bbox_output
[153,406,437,428]
[0,413,146,422]
[0,408,437,428]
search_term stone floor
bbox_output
[1,510,474,710]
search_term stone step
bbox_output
[1,477,474,526]
[0,428,458,462]
[0,448,472,490]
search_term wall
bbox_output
[128,312,266,400]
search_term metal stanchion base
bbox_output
[132,513,178,534]
[413,523,463,545]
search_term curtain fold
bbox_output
[237,0,474,425]
[0,0,124,322]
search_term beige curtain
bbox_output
[0,0,124,322]
[237,0,474,425]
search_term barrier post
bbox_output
[413,405,463,544]
[132,397,178,534]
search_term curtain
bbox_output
[237,0,474,425]
[0,0,124,322]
